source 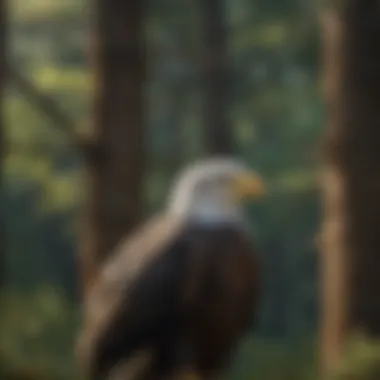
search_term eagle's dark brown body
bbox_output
[77,214,260,380]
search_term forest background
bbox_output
[1,0,323,379]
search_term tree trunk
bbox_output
[320,2,380,375]
[0,0,7,288]
[201,0,233,155]
[81,0,146,294]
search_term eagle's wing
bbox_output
[178,226,260,373]
[76,213,187,379]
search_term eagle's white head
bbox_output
[167,157,264,224]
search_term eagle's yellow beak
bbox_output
[232,172,265,200]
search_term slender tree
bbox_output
[320,1,380,375]
[80,0,146,294]
[320,8,347,375]
[201,0,233,154]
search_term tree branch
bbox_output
[7,65,104,162]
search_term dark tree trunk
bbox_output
[0,0,7,288]
[320,1,380,374]
[81,0,146,294]
[340,0,380,338]
[201,0,234,155]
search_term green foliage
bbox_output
[227,337,317,380]
[327,334,380,380]
[0,288,79,380]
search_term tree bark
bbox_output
[201,0,234,155]
[80,0,146,294]
[320,2,380,375]
[0,0,7,288]
[320,9,348,375]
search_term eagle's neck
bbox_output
[168,195,245,226]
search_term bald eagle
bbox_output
[77,158,263,380]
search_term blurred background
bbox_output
[1,0,323,379]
